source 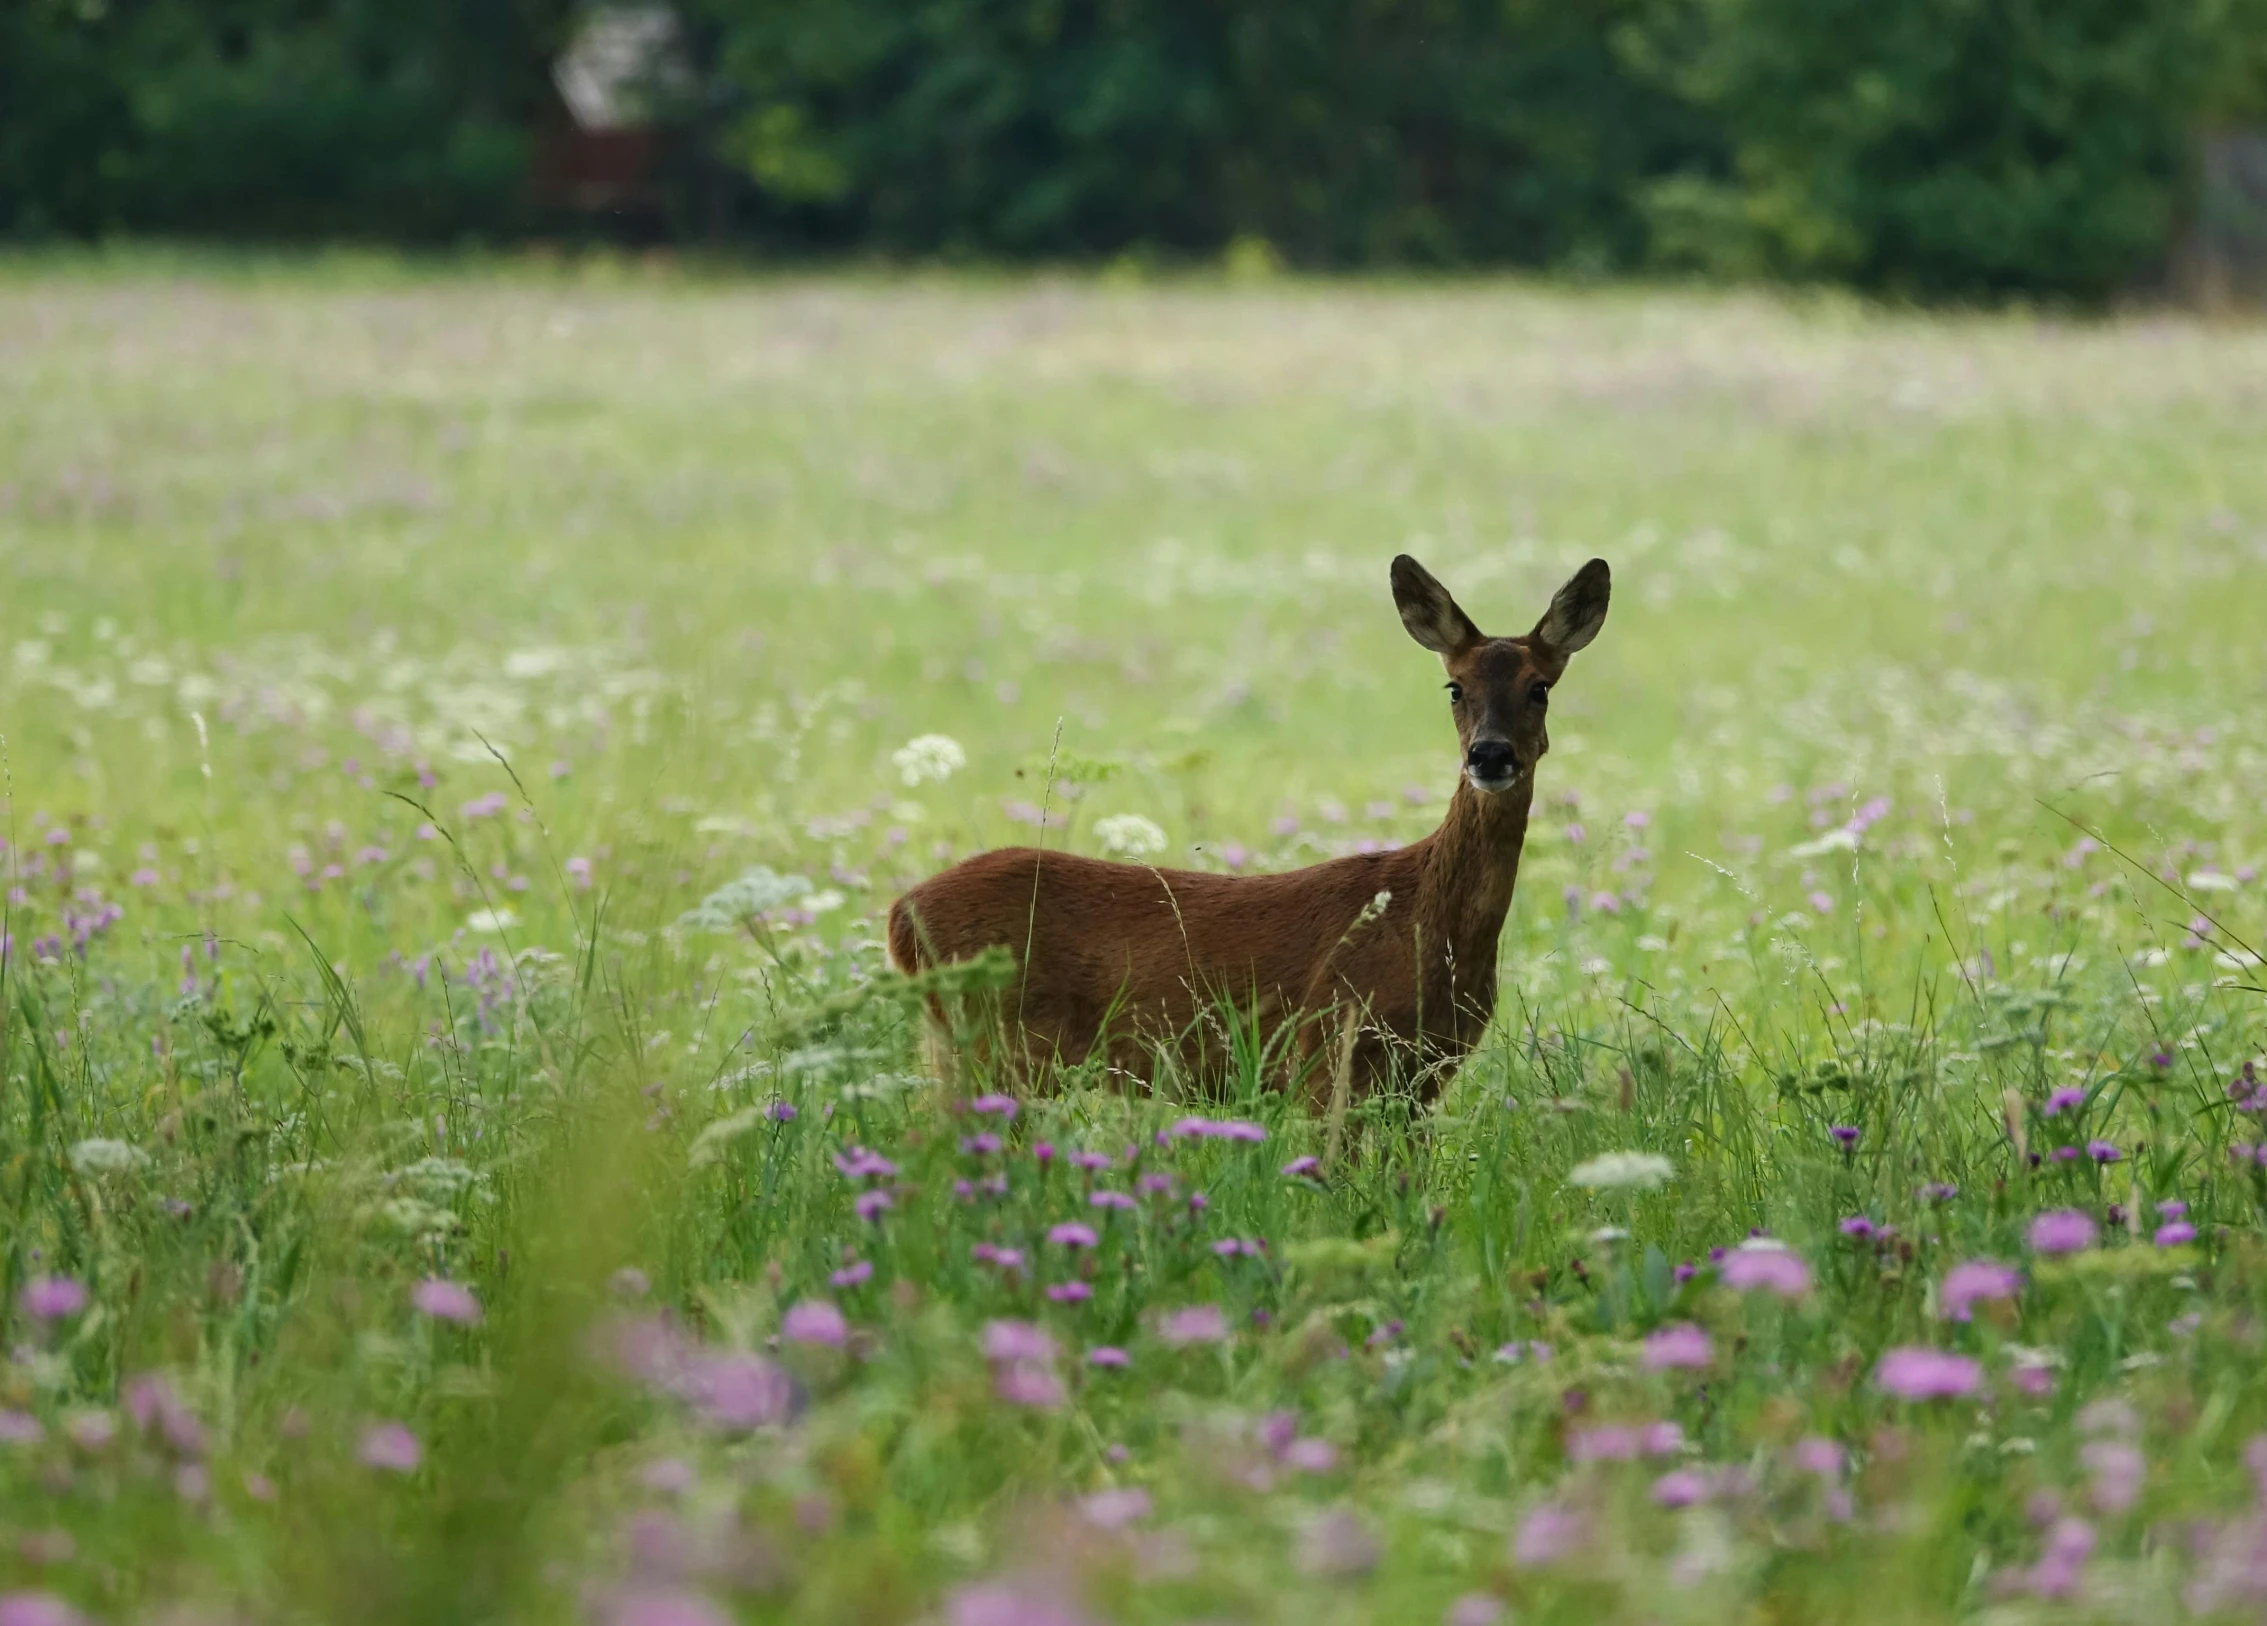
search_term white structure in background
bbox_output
[553,5,687,133]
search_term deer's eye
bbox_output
[1529,682,1551,707]
[1445,683,1464,704]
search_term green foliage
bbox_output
[0,0,570,240]
[1642,0,2233,297]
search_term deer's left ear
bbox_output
[1532,558,1610,655]
[1391,554,1483,656]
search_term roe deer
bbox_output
[887,555,1610,1105]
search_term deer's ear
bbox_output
[1391,555,1482,656]
[1532,558,1611,656]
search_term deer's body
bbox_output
[887,555,1608,1105]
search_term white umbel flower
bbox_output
[892,734,966,786]
[1094,814,1168,858]
[70,1138,150,1175]
[1567,1150,1674,1191]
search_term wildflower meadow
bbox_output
[6,258,2267,1624]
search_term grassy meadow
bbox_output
[6,256,2267,1624]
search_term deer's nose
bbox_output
[1466,739,1521,783]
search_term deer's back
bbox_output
[888,845,1413,1066]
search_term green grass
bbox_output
[5,255,2267,1624]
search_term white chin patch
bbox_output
[1466,769,1522,794]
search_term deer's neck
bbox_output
[1411,774,1533,1035]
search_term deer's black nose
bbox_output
[1466,739,1521,783]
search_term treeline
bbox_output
[6,0,2265,298]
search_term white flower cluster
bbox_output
[892,733,966,786]
[1095,814,1168,858]
[69,1138,149,1175]
[1567,1150,1675,1191]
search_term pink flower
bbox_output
[854,1189,894,1221]
[0,1593,86,1626]
[781,1300,848,1347]
[1045,1282,1091,1304]
[1445,1595,1504,1626]
[2155,1221,2197,1247]
[1641,1323,1712,1370]
[1940,1259,2020,1321]
[1512,1501,1590,1566]
[1792,1437,1843,1478]
[1169,1116,1267,1143]
[682,1352,795,1431]
[410,1278,482,1325]
[2028,1208,2096,1254]
[994,1362,1064,1409]
[1089,1190,1136,1211]
[1567,1425,1640,1462]
[599,1587,734,1626]
[969,1093,1019,1118]
[1874,1347,1982,1401]
[1281,1155,1320,1177]
[984,1321,1057,1363]
[2081,1440,2144,1513]
[1285,1437,1339,1473]
[1079,1487,1152,1530]
[829,1260,873,1288]
[945,1580,1093,1626]
[1086,1346,1130,1368]
[18,1277,87,1320]
[358,1421,422,1472]
[1652,1468,1711,1508]
[1048,1222,1099,1248]
[1720,1243,1812,1297]
[1156,1304,1229,1347]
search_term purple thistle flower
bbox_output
[1046,1282,1091,1303]
[2154,1221,2197,1247]
[2043,1087,2086,1117]
[1079,1487,1152,1530]
[1086,1346,1130,1368]
[2081,1440,2144,1513]
[993,1361,1064,1409]
[1281,1155,1321,1177]
[1169,1116,1267,1143]
[973,1245,1024,1271]
[1285,1437,1339,1473]
[1828,1124,1860,1148]
[1512,1502,1591,1566]
[1792,1437,1843,1478]
[1445,1594,1505,1626]
[983,1320,1056,1363]
[781,1300,849,1348]
[2086,1140,2122,1164]
[1921,1182,1959,1202]
[2028,1209,2097,1255]
[1068,1150,1112,1171]
[1031,1141,1054,1163]
[1156,1304,1229,1347]
[961,1133,1003,1156]
[833,1147,897,1181]
[0,1594,87,1626]
[765,1100,797,1122]
[969,1093,1018,1118]
[854,1189,894,1221]
[358,1421,422,1473]
[1567,1424,1640,1462]
[600,1587,734,1626]
[0,1411,42,1445]
[2020,1517,2097,1600]
[19,1276,87,1321]
[1874,1347,1982,1401]
[1652,1468,1711,1508]
[828,1260,873,1288]
[1720,1243,1812,1298]
[682,1352,796,1431]
[410,1278,482,1325]
[1838,1215,1876,1239]
[1640,1322,1712,1370]
[1089,1190,1137,1211]
[1048,1222,1098,1248]
[2158,1199,2188,1218]
[1941,1259,2021,1321]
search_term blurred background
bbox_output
[7,0,2267,302]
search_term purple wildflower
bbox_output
[1828,1124,1860,1148]
[1156,1304,1229,1347]
[969,1093,1019,1118]
[766,1100,798,1122]
[2087,1140,2122,1164]
[683,1352,796,1431]
[833,1147,897,1181]
[1086,1346,1130,1369]
[358,1421,422,1473]
[2043,1087,2086,1117]
[2081,1440,2144,1513]
[1874,1347,1983,1401]
[781,1300,849,1348]
[2156,1221,2197,1247]
[1721,1243,1812,1297]
[1079,1488,1152,1530]
[1169,1116,1267,1143]
[1940,1259,2021,1321]
[1046,1282,1091,1303]
[1921,1182,1959,1202]
[1792,1437,1843,1478]
[994,1362,1064,1410]
[410,1278,482,1325]
[2021,1517,2096,1599]
[19,1277,87,1321]
[961,1133,1003,1156]
[829,1260,874,1288]
[1652,1468,1712,1508]
[0,1594,86,1626]
[983,1321,1056,1363]
[1068,1150,1112,1172]
[2028,1209,2097,1254]
[1839,1215,1876,1239]
[1281,1155,1321,1177]
[1048,1222,1098,1248]
[854,1189,894,1221]
[1089,1190,1137,1211]
[1512,1502,1590,1566]
[1640,1323,1712,1370]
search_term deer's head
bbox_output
[1390,555,1611,796]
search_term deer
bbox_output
[886,554,1610,1109]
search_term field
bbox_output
[5,257,2267,1625]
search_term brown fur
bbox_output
[887,555,1610,1105]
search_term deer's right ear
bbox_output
[1391,555,1482,656]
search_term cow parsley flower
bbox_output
[1095,814,1167,858]
[892,734,966,786]
[1567,1151,1674,1191]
